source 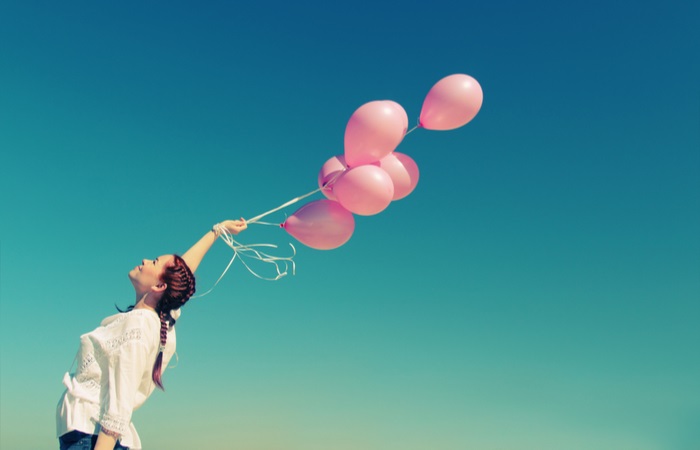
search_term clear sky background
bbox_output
[1,1,698,449]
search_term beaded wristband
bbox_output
[101,427,120,439]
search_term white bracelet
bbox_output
[212,223,224,237]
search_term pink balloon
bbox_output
[344,100,408,167]
[377,152,420,200]
[317,155,348,201]
[334,165,394,216]
[282,199,355,250]
[419,74,483,130]
[386,101,409,135]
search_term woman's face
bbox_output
[128,254,175,293]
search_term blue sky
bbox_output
[1,1,699,449]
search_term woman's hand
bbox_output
[220,218,247,235]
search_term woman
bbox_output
[56,219,247,450]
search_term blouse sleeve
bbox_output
[99,323,152,436]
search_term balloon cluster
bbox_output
[280,74,483,250]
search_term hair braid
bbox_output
[158,311,169,348]
[151,254,196,390]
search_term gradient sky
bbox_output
[1,1,699,449]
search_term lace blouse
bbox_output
[56,308,178,449]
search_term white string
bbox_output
[250,221,281,227]
[168,351,179,369]
[246,166,348,224]
[191,226,296,298]
[246,188,323,224]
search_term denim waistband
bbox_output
[59,430,129,450]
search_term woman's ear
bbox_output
[151,282,167,294]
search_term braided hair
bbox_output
[152,254,196,390]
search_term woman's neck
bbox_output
[133,292,158,312]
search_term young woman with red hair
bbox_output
[56,219,247,450]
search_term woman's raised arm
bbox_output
[182,219,247,273]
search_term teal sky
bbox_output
[1,1,699,449]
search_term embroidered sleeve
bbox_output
[100,323,151,436]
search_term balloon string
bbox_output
[246,167,348,224]
[190,249,238,298]
[250,221,281,227]
[191,228,296,298]
[405,124,420,136]
[246,187,323,224]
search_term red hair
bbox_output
[152,254,196,389]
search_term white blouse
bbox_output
[56,308,178,449]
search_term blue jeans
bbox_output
[59,430,129,450]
